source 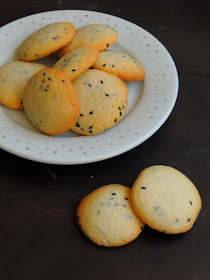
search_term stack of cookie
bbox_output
[0,21,145,136]
[77,165,202,247]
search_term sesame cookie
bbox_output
[131,165,202,234]
[71,69,128,135]
[23,68,80,135]
[58,24,118,57]
[76,184,144,247]
[0,61,46,110]
[18,22,75,61]
[92,50,145,81]
[53,47,99,81]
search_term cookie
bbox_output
[92,50,145,81]
[131,165,202,234]
[76,184,144,247]
[71,69,128,135]
[54,47,99,81]
[58,24,118,57]
[18,22,75,61]
[0,61,46,109]
[23,68,80,135]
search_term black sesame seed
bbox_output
[112,64,115,67]
[107,43,109,47]
[35,54,39,57]
[75,122,80,127]
[105,94,109,97]
[47,85,49,87]
[187,218,191,222]
[175,219,179,223]
[114,118,117,122]
[103,64,106,67]
[122,204,126,208]
[48,77,51,81]
[89,126,93,129]
[119,112,122,116]
[81,128,84,131]
[122,105,125,109]
[89,130,93,133]
[64,59,67,62]
[72,69,76,72]
[133,60,136,63]
[123,55,126,57]
[88,84,91,87]
[111,193,116,195]
[89,111,93,115]
[141,187,146,189]
[124,198,128,200]
[100,80,103,84]
[45,89,48,91]
[79,114,83,117]
[118,107,121,110]
[43,73,45,76]
[190,201,192,205]
[62,80,65,82]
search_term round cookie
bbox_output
[71,69,128,135]
[76,184,145,247]
[92,50,145,81]
[131,165,202,234]
[58,24,118,57]
[54,47,99,81]
[18,22,75,61]
[23,68,80,135]
[0,61,46,110]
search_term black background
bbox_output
[0,1,209,279]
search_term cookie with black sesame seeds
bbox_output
[53,47,99,81]
[131,165,202,234]
[92,50,145,81]
[58,24,117,57]
[71,69,128,135]
[76,184,144,247]
[23,68,80,135]
[0,61,46,110]
[18,22,75,61]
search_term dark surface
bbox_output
[0,1,209,279]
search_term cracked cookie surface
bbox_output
[18,22,75,61]
[58,24,117,57]
[23,68,80,135]
[0,61,46,109]
[92,50,145,81]
[77,184,144,247]
[54,46,99,81]
[71,69,128,135]
[131,165,202,234]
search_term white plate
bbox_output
[0,10,178,165]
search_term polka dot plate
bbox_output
[0,10,178,164]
